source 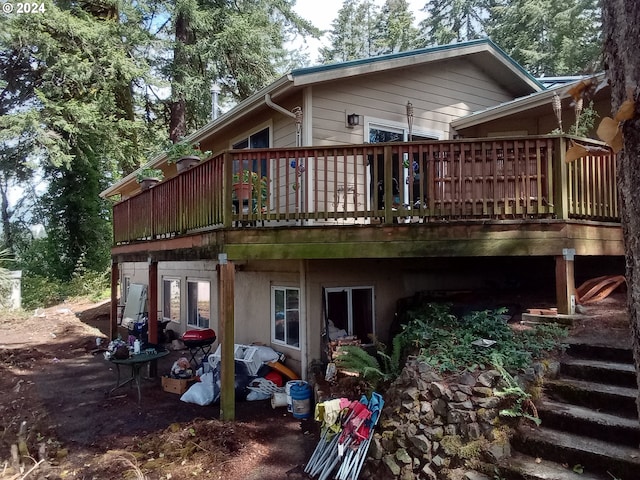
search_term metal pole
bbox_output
[211,82,220,120]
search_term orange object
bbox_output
[267,361,300,380]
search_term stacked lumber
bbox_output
[328,337,361,362]
[576,275,626,304]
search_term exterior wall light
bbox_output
[346,113,360,128]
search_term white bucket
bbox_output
[271,391,288,409]
[285,380,297,413]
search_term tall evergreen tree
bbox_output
[320,0,380,63]
[0,0,319,281]
[0,0,147,277]
[486,0,602,76]
[374,0,420,54]
[419,0,490,45]
[165,0,318,140]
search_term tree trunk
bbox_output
[601,0,640,419]
[169,10,191,143]
[0,174,13,252]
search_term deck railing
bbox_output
[112,135,619,244]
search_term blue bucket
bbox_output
[290,381,312,419]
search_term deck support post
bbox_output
[555,249,576,315]
[110,260,119,340]
[218,254,235,421]
[148,258,159,377]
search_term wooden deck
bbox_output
[111,135,621,261]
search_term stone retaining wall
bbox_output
[361,358,525,480]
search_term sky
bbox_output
[291,0,428,64]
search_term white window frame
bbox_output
[271,286,301,350]
[364,116,444,143]
[325,286,376,343]
[187,279,211,329]
[162,277,181,324]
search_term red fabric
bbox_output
[264,370,284,387]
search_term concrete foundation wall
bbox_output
[118,254,623,379]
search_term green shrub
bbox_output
[67,269,110,301]
[21,270,110,310]
[22,275,64,309]
[400,303,567,373]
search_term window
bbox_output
[367,121,442,208]
[325,287,375,343]
[232,127,270,150]
[187,280,210,329]
[369,125,404,143]
[272,286,300,348]
[162,279,181,323]
[232,127,270,181]
[367,120,441,144]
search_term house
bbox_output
[102,39,622,416]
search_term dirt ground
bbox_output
[0,300,319,480]
[0,292,630,480]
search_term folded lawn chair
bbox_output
[305,393,384,480]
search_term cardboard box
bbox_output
[161,376,194,394]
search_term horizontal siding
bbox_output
[273,110,297,147]
[312,59,516,145]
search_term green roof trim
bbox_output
[291,38,544,90]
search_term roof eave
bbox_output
[100,74,294,199]
[451,73,605,130]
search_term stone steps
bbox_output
[560,358,637,388]
[504,333,638,480]
[564,338,633,364]
[544,377,638,418]
[536,399,640,447]
[511,426,640,479]
[498,452,608,480]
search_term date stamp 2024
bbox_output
[2,2,46,14]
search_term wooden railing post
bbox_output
[223,151,233,229]
[552,136,570,220]
[384,145,393,224]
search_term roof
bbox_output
[101,38,543,198]
[451,73,607,131]
[536,76,587,89]
[291,38,543,95]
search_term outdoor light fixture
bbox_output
[346,113,360,127]
[406,101,414,141]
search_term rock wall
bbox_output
[361,359,517,480]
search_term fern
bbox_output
[333,345,393,389]
[492,353,541,426]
